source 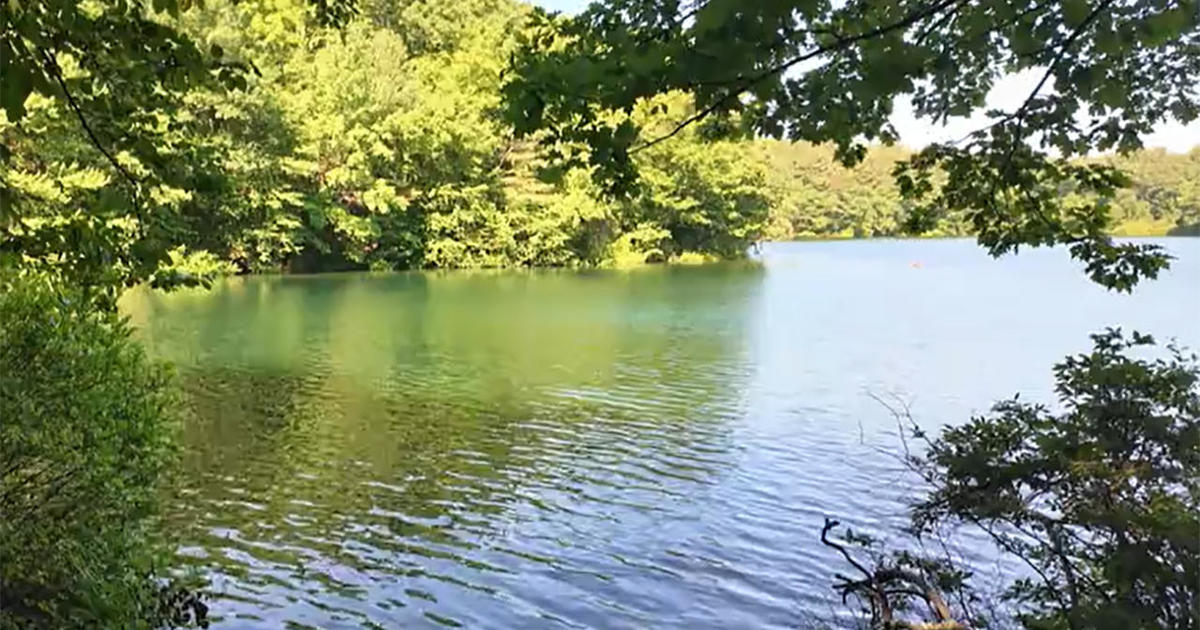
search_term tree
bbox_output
[1,0,353,304]
[0,277,202,628]
[757,143,1200,241]
[502,0,1200,290]
[1,1,338,625]
[501,3,1199,627]
[4,0,772,281]
[759,141,925,239]
[1103,147,1200,235]
[1,0,252,297]
[837,330,1198,630]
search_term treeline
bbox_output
[2,0,1198,291]
[760,141,1200,240]
[2,0,769,282]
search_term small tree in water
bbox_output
[824,329,1199,629]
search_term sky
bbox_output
[528,0,1200,153]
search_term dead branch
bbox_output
[821,518,967,630]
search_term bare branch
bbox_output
[821,518,875,579]
[822,518,967,630]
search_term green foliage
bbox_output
[7,0,1198,289]
[0,0,259,300]
[762,143,1200,248]
[761,141,921,239]
[1,0,219,123]
[1103,148,1200,236]
[820,518,982,629]
[908,330,1199,629]
[502,0,1200,290]
[894,139,1173,292]
[1,0,400,299]
[0,87,243,307]
[0,276,192,628]
[4,4,1198,630]
[4,0,769,284]
[254,1,767,270]
[14,0,1193,285]
[628,96,771,261]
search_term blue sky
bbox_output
[532,0,585,12]
[526,0,1200,152]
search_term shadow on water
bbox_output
[1166,222,1199,236]
[127,264,767,628]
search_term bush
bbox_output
[0,278,190,628]
[825,329,1200,629]
[914,329,1200,629]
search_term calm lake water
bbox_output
[123,239,1199,629]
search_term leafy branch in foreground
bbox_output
[826,329,1200,629]
[502,0,1200,290]
[1,0,357,302]
[0,277,195,628]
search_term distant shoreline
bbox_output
[773,225,1198,242]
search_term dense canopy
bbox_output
[2,0,773,306]
[503,0,1200,290]
[3,0,1197,306]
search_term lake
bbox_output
[122,238,1200,629]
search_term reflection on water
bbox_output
[124,240,1199,628]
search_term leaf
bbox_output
[151,0,179,16]
[0,44,33,121]
[1062,0,1090,27]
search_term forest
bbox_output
[761,141,1200,240]
[3,0,767,286]
[4,0,1198,294]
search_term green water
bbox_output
[123,239,1200,629]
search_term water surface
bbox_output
[124,239,1199,629]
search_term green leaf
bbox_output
[1063,0,1090,27]
[0,44,33,121]
[151,0,179,16]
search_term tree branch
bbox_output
[823,518,966,629]
[982,0,1115,239]
[821,518,874,579]
[37,46,142,215]
[960,0,1115,154]
[631,0,965,153]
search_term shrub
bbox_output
[914,329,1200,629]
[825,329,1200,629]
[0,277,190,628]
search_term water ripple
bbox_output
[126,239,1200,628]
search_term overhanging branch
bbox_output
[37,46,142,217]
[630,0,966,153]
